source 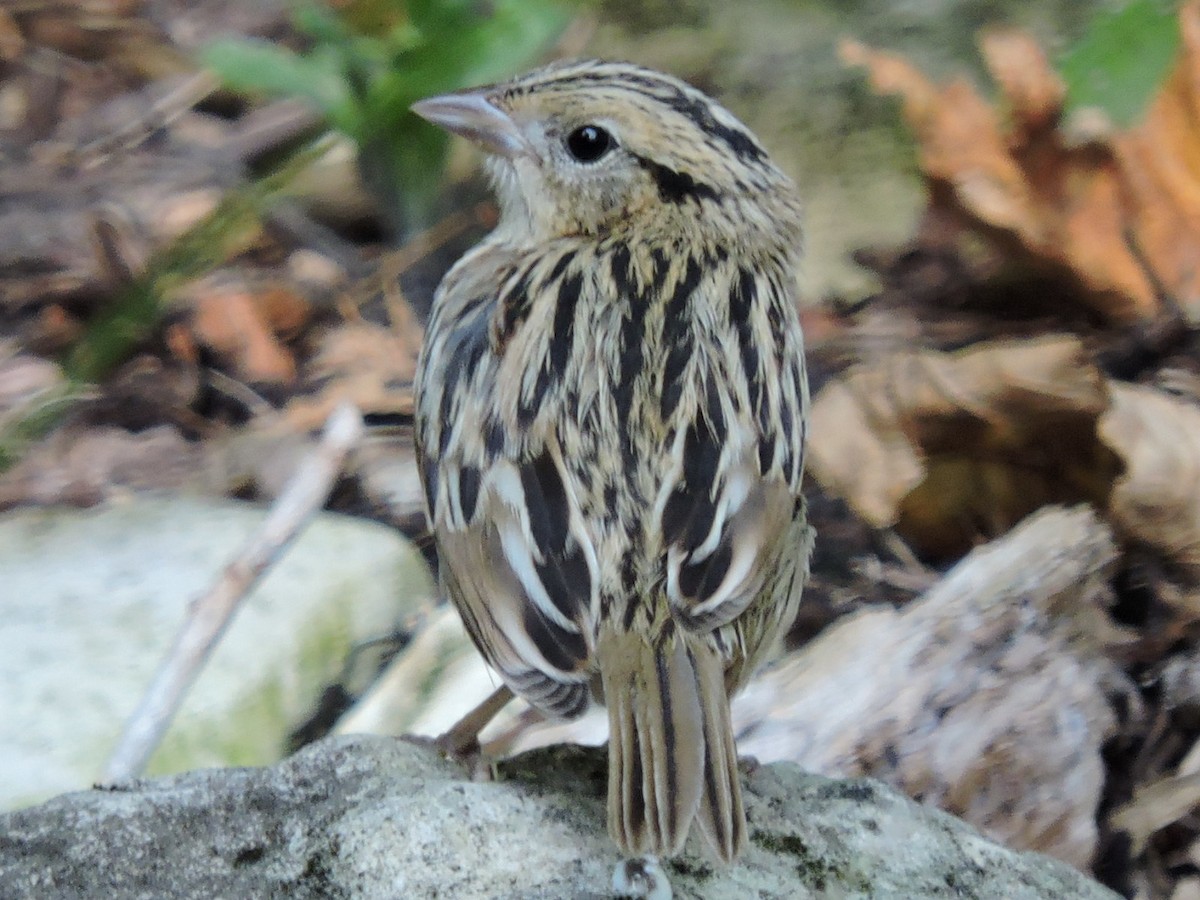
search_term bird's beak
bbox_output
[411,91,533,160]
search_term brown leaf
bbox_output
[841,7,1200,325]
[841,38,1035,238]
[1101,383,1200,573]
[979,28,1064,137]
[285,321,421,432]
[176,274,310,385]
[1113,2,1200,320]
[808,336,1120,558]
[0,424,201,509]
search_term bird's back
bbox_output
[418,222,808,685]
[412,58,811,864]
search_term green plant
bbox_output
[1060,0,1180,127]
[203,0,570,240]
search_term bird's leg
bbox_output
[434,684,515,760]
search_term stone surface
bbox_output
[0,734,1120,899]
[1,494,433,810]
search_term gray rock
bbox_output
[0,495,433,810]
[0,735,1119,899]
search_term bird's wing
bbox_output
[416,248,600,720]
[657,265,807,634]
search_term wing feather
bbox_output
[659,260,806,633]
[416,248,600,721]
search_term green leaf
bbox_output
[204,0,573,239]
[202,39,352,120]
[1061,0,1180,127]
[460,0,571,86]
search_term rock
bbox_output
[0,495,433,810]
[0,735,1119,899]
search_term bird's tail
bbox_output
[601,627,746,862]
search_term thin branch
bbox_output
[102,403,364,782]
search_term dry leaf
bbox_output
[0,424,201,509]
[808,336,1119,558]
[170,274,310,385]
[285,321,421,432]
[1101,383,1200,573]
[1111,772,1200,856]
[842,4,1200,325]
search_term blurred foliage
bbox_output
[203,0,570,240]
[64,139,334,385]
[1060,0,1180,127]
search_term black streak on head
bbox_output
[635,155,720,205]
[613,72,769,164]
[659,87,768,164]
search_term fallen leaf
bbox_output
[808,336,1120,558]
[172,273,310,385]
[1101,383,1200,573]
[842,3,1200,325]
[285,321,421,432]
[0,424,201,509]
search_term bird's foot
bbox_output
[612,855,673,899]
[403,734,496,787]
[403,685,514,780]
[401,731,496,782]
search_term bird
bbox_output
[411,59,812,868]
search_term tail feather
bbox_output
[602,628,745,861]
[691,642,746,861]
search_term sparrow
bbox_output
[412,58,811,867]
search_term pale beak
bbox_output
[411,91,533,160]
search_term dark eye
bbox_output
[565,125,613,163]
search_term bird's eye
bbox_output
[565,125,613,163]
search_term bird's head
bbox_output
[412,59,802,251]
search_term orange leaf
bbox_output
[181,276,302,385]
[843,17,1193,325]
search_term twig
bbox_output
[102,403,365,782]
